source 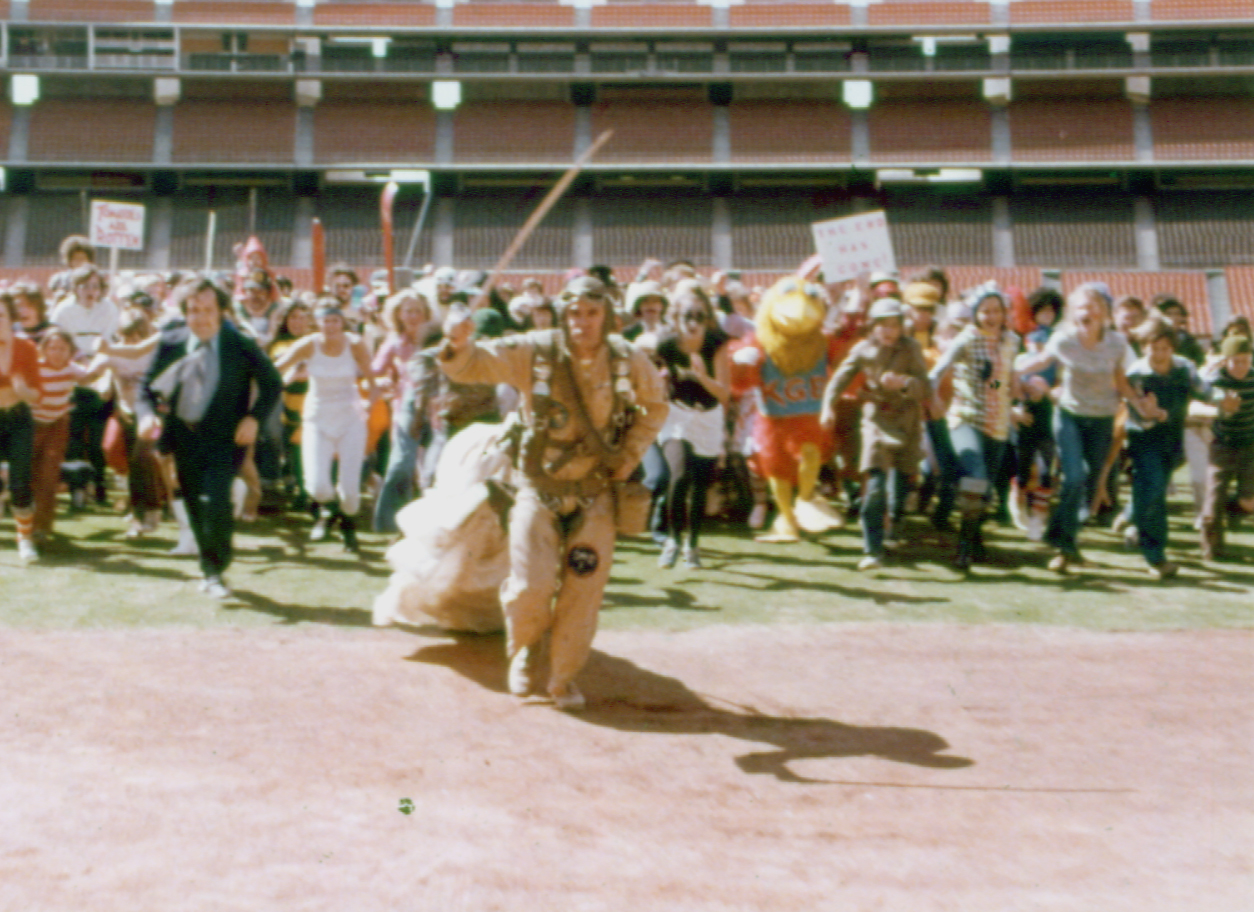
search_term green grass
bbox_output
[1,488,1250,634]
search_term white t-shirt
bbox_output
[1044,325,1129,417]
[50,297,121,360]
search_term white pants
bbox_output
[303,417,368,515]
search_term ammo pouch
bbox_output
[611,480,652,536]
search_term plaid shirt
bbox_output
[932,325,1020,441]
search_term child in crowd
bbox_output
[1200,335,1254,561]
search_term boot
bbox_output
[954,516,978,571]
[169,498,199,556]
[338,509,361,555]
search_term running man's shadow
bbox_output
[410,635,973,783]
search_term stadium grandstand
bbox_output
[0,0,1252,330]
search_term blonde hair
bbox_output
[383,290,431,335]
[1065,283,1112,339]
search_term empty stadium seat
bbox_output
[310,186,426,268]
[26,0,156,22]
[728,3,852,28]
[1010,0,1135,23]
[312,100,438,165]
[1150,98,1254,162]
[1011,191,1137,267]
[0,102,12,159]
[24,193,91,266]
[867,1,990,26]
[1152,0,1252,21]
[1009,98,1136,162]
[452,102,575,165]
[1225,266,1254,322]
[729,101,852,164]
[730,192,846,269]
[452,2,577,28]
[591,94,714,164]
[590,4,713,28]
[27,99,156,163]
[169,187,296,269]
[313,2,438,26]
[453,191,576,270]
[1156,191,1254,269]
[592,194,713,266]
[172,1,296,25]
[173,98,297,164]
[868,100,993,163]
[882,190,995,266]
[945,266,1045,297]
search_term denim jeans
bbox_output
[1128,431,1176,566]
[1045,409,1114,554]
[927,417,960,524]
[372,418,423,533]
[948,422,1008,493]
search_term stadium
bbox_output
[2,2,1253,909]
[0,0,1251,332]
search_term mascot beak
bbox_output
[772,294,822,335]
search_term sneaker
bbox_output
[201,576,231,599]
[550,682,586,712]
[1047,551,1070,574]
[1147,561,1179,581]
[125,516,146,539]
[658,537,679,569]
[310,515,329,542]
[681,546,702,570]
[748,503,768,530]
[17,539,38,563]
[1123,525,1139,550]
[857,554,883,572]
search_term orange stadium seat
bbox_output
[728,2,852,28]
[867,1,990,26]
[27,0,156,22]
[945,266,1045,296]
[313,2,437,26]
[1152,0,1253,21]
[868,100,992,163]
[173,98,296,164]
[0,102,12,157]
[1010,0,1134,23]
[591,95,713,164]
[729,100,852,164]
[172,1,296,25]
[1009,98,1136,162]
[313,100,437,165]
[452,102,576,165]
[1226,267,1254,322]
[590,4,713,28]
[1150,98,1254,161]
[452,2,577,27]
[0,1,10,18]
[1063,271,1213,336]
[27,99,157,163]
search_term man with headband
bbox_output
[439,276,668,710]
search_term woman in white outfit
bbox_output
[275,300,377,553]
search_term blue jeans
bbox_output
[372,418,422,533]
[949,423,1007,493]
[927,417,960,524]
[860,469,906,557]
[1128,431,1175,566]
[1046,409,1114,554]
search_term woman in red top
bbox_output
[0,295,43,561]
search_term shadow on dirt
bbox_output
[409,634,974,783]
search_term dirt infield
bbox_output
[2,622,1250,911]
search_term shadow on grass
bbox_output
[409,636,974,783]
[225,588,377,628]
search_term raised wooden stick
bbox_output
[380,181,399,295]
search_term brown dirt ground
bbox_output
[1,623,1251,911]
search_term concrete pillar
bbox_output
[293,196,315,269]
[433,196,455,266]
[1134,196,1160,271]
[850,109,870,164]
[295,106,315,167]
[4,195,28,268]
[1206,270,1231,333]
[992,196,1014,267]
[990,105,1011,165]
[148,195,173,269]
[153,104,174,164]
[573,197,593,267]
[10,0,28,22]
[712,196,733,270]
[712,105,729,165]
[573,103,592,158]
[8,106,30,163]
[435,110,454,165]
[1132,102,1153,163]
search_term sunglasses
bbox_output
[681,311,707,324]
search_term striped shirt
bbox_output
[1210,367,1254,448]
[33,361,85,424]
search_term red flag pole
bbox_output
[381,181,399,295]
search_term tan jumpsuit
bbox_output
[441,330,668,694]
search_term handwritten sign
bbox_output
[811,210,895,283]
[90,200,146,251]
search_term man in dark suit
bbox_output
[138,277,282,599]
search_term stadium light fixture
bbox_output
[842,80,873,110]
[11,75,39,106]
[392,170,432,188]
[432,80,462,111]
[877,168,983,185]
[919,38,937,57]
[371,38,390,59]
[0,167,6,192]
